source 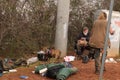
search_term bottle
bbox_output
[20,76,28,79]
[9,69,17,72]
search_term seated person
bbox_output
[74,27,90,59]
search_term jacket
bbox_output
[89,20,110,48]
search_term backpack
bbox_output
[46,64,65,79]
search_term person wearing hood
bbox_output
[89,11,115,74]
[74,27,90,59]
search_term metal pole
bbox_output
[99,0,114,80]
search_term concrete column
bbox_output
[55,0,70,57]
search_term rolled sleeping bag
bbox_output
[56,67,78,80]
[35,64,47,74]
[35,63,65,74]
[46,63,65,79]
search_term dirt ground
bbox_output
[0,58,120,80]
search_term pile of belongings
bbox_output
[34,62,78,80]
[0,58,27,77]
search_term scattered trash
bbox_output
[3,71,9,74]
[62,62,73,68]
[9,69,17,72]
[27,57,38,65]
[14,58,27,67]
[32,71,35,74]
[116,58,120,62]
[39,68,47,73]
[37,50,45,54]
[105,58,117,63]
[20,75,28,79]
[64,56,75,62]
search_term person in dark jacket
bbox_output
[74,27,90,59]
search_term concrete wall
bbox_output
[102,10,120,57]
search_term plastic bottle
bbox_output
[20,76,28,79]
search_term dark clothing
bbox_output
[77,32,90,42]
[74,32,90,56]
[74,32,90,49]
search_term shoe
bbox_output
[82,56,89,63]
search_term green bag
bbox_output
[56,67,78,80]
[46,64,65,79]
